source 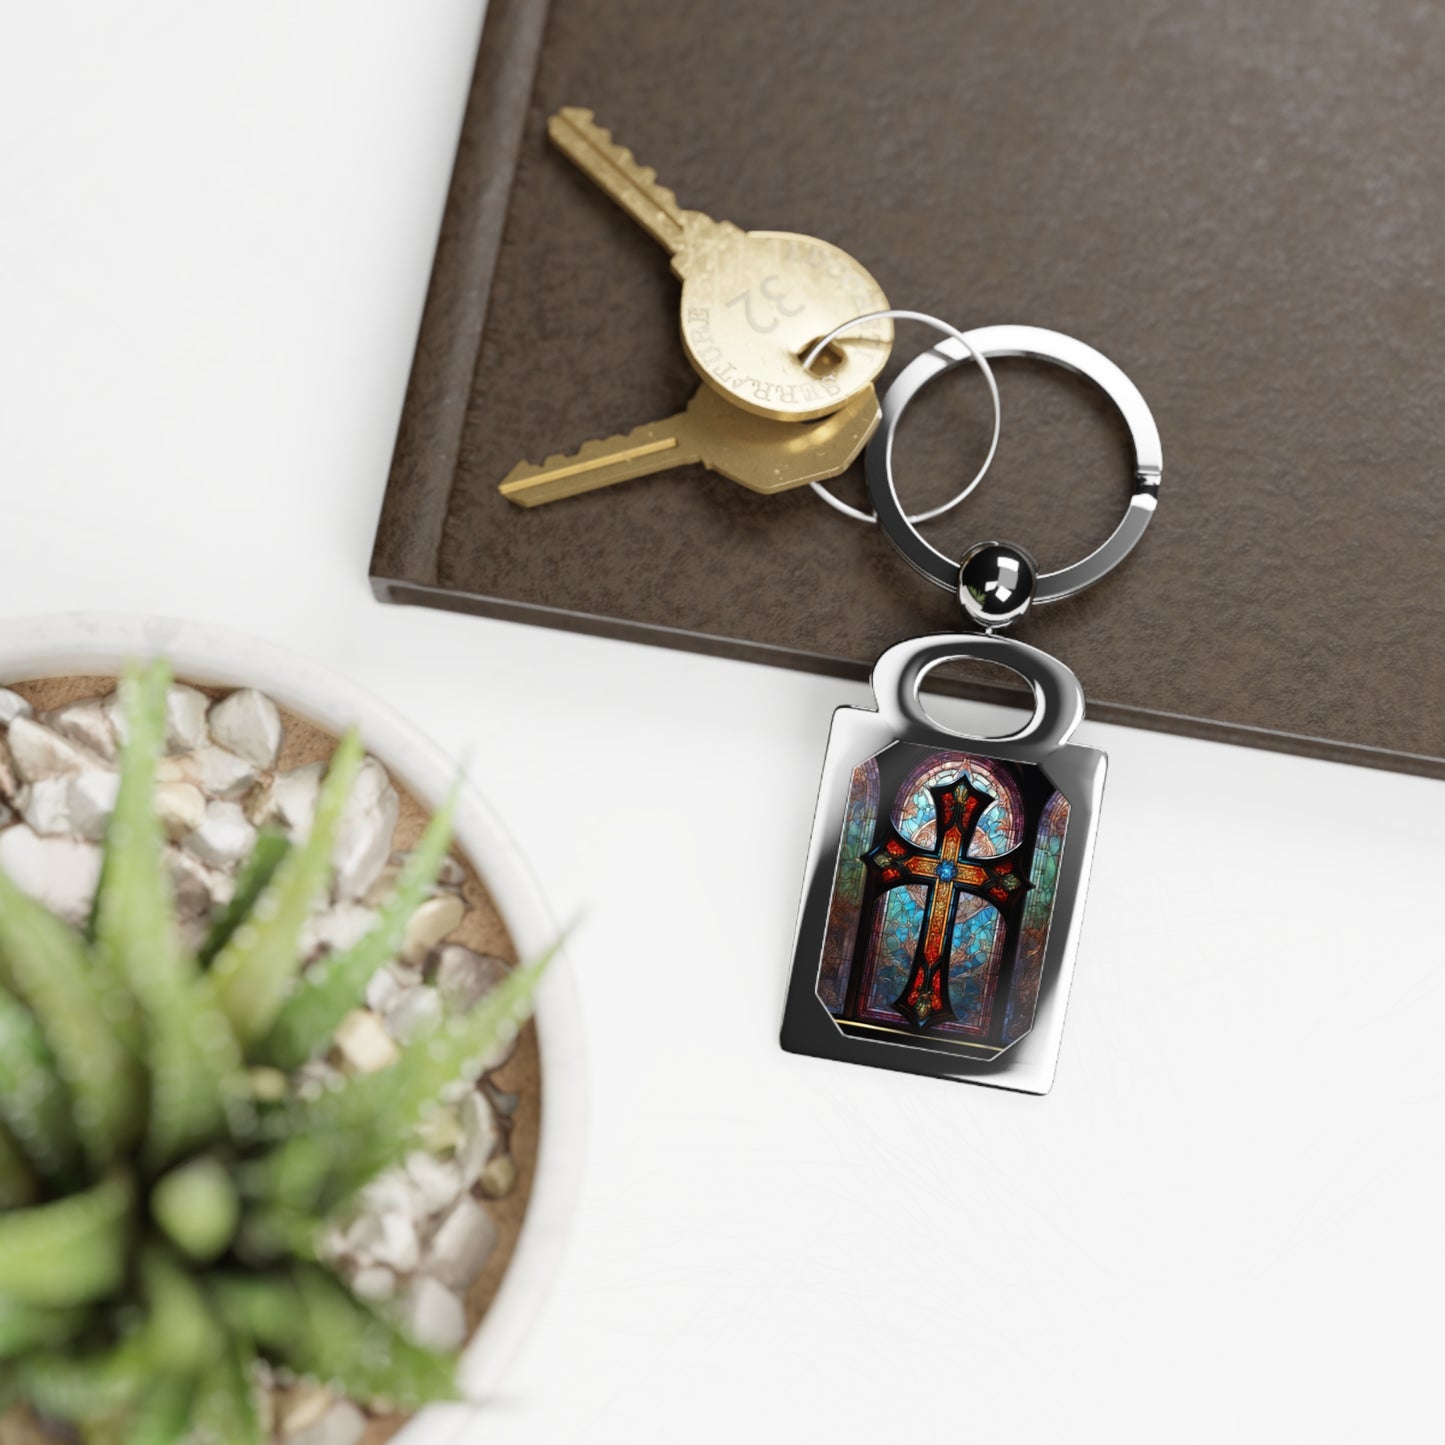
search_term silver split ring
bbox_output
[866,325,1163,603]
[803,310,1002,526]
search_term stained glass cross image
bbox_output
[863,774,1033,1028]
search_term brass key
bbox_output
[498,384,879,507]
[550,107,892,422]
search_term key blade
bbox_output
[549,107,692,254]
[691,385,882,495]
[498,413,697,506]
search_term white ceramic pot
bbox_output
[0,613,586,1441]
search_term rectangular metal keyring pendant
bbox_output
[780,634,1106,1095]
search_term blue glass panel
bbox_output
[891,753,1022,856]
[863,883,926,1018]
[944,897,1003,1033]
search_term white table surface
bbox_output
[2,5,1441,1442]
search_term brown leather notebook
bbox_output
[371,0,1445,779]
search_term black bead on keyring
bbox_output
[957,540,1039,629]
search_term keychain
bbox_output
[781,316,1163,1094]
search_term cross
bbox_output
[863,774,1033,1029]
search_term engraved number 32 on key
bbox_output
[727,275,805,333]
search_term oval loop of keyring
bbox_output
[865,324,1164,604]
[802,311,1003,526]
[871,632,1086,756]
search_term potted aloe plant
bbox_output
[0,661,547,1443]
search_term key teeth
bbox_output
[503,429,657,482]
[548,107,685,221]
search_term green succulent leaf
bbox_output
[213,1267,457,1412]
[0,867,142,1172]
[91,667,172,958]
[0,1297,89,1361]
[117,1370,194,1445]
[0,984,81,1187]
[210,1272,299,1350]
[0,1123,38,1209]
[16,1331,150,1429]
[93,661,242,1168]
[150,1156,241,1265]
[190,1341,261,1445]
[0,1171,132,1308]
[252,949,548,1215]
[198,826,290,969]
[212,729,364,1044]
[261,785,459,1071]
[233,1199,320,1266]
[287,1265,457,1410]
[138,1245,224,1376]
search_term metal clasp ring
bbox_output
[866,325,1164,603]
[801,310,1002,526]
[871,631,1086,755]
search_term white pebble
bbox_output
[434,944,511,1014]
[375,1210,421,1273]
[153,755,187,785]
[101,693,127,744]
[264,762,323,836]
[404,1276,467,1353]
[187,745,257,801]
[334,1009,398,1074]
[383,984,443,1044]
[362,859,403,907]
[183,800,257,869]
[208,688,283,769]
[423,1194,498,1291]
[405,1149,464,1215]
[350,1264,396,1302]
[0,688,33,725]
[165,847,233,920]
[482,1026,519,1073]
[6,717,104,782]
[276,1381,332,1435]
[163,685,210,753]
[331,757,399,900]
[401,892,466,967]
[153,781,206,840]
[414,1105,464,1154]
[44,701,116,761]
[456,1090,500,1185]
[340,1211,384,1263]
[21,777,72,836]
[286,1400,365,1445]
[479,1153,518,1200]
[0,737,17,802]
[300,902,379,959]
[358,1169,420,1219]
[364,965,403,1014]
[66,770,120,840]
[0,826,101,926]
